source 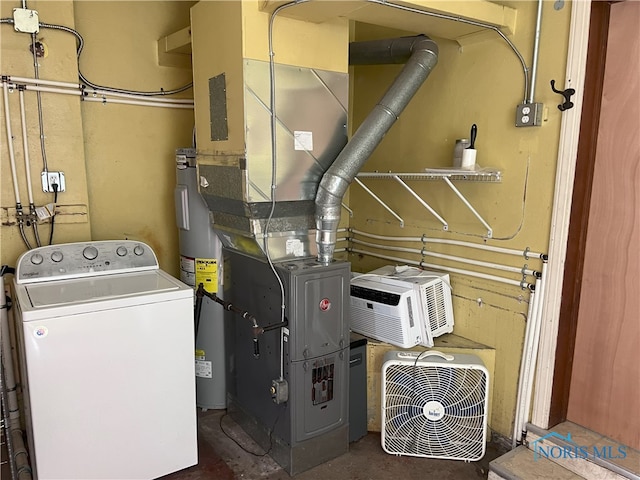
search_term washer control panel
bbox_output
[16,240,159,284]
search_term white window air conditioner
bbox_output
[349,265,454,348]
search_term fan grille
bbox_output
[382,362,488,461]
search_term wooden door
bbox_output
[566,0,640,450]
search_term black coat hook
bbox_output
[550,80,575,111]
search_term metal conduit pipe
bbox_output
[528,0,544,104]
[366,0,530,102]
[315,35,438,264]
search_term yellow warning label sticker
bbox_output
[195,258,218,293]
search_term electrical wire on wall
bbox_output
[265,0,310,385]
[37,22,192,97]
[1,6,195,250]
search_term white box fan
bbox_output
[381,350,489,461]
[350,265,454,348]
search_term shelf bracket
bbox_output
[441,177,493,238]
[392,175,448,230]
[341,202,353,217]
[353,178,404,227]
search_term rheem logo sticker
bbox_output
[319,298,331,312]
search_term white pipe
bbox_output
[1,274,32,479]
[83,96,194,109]
[7,75,194,104]
[350,228,546,259]
[512,282,539,447]
[18,89,35,205]
[18,83,82,97]
[86,88,194,104]
[521,262,547,436]
[7,75,81,89]
[350,238,538,278]
[13,83,194,109]
[2,82,23,205]
[349,247,528,288]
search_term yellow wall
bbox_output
[191,0,349,155]
[1,0,573,441]
[0,1,195,273]
[74,1,195,274]
[347,1,572,438]
[1,1,91,266]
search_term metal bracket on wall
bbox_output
[355,169,501,238]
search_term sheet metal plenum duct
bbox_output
[199,36,438,263]
[315,35,439,264]
[198,60,348,261]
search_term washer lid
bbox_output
[23,271,183,309]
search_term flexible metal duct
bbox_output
[315,35,439,264]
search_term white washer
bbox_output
[13,240,197,480]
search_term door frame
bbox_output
[530,0,595,429]
[547,0,613,427]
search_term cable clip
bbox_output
[523,247,530,260]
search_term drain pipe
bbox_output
[315,35,439,264]
[1,267,32,479]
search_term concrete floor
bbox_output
[161,410,507,480]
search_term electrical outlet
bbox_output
[41,171,66,193]
[515,103,543,127]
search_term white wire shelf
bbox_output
[353,168,502,237]
[356,167,502,182]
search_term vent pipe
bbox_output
[315,35,439,264]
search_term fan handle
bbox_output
[398,350,454,362]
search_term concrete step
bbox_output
[489,446,585,480]
[525,422,640,480]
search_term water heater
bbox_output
[175,147,226,409]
